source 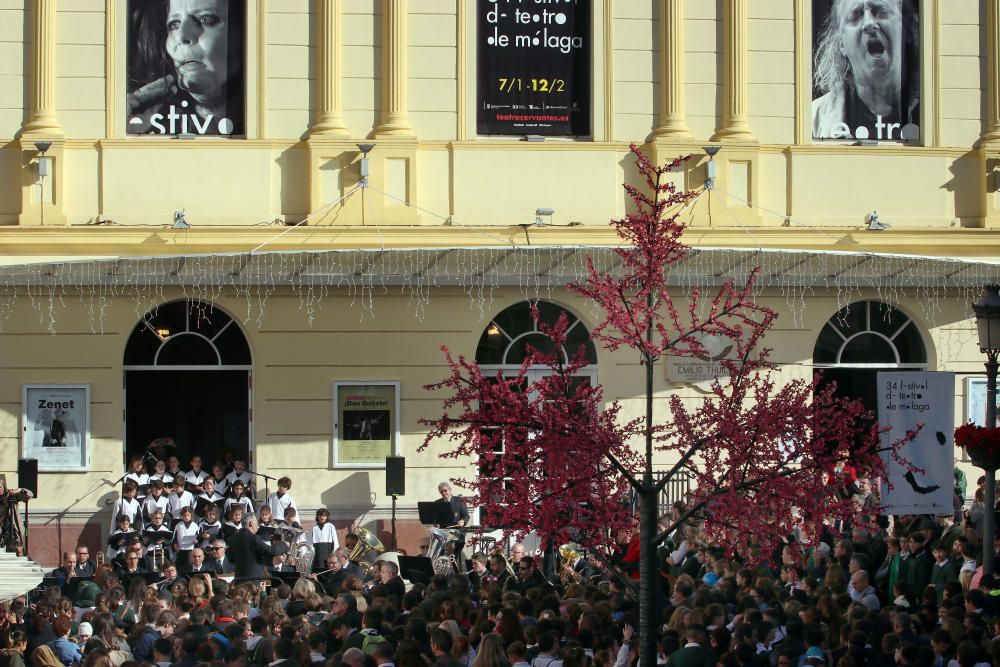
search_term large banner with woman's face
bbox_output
[127,0,246,136]
[812,0,920,142]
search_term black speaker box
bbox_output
[18,458,38,498]
[386,456,405,496]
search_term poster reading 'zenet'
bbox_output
[477,0,591,137]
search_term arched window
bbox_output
[124,300,251,367]
[812,300,928,438]
[476,300,597,369]
[813,300,927,368]
[474,301,598,520]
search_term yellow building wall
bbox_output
[0,285,985,515]
[0,3,998,561]
[0,0,990,229]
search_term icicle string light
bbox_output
[0,247,996,332]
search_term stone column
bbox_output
[982,0,1000,144]
[713,0,754,141]
[22,0,62,136]
[311,0,349,135]
[374,0,414,136]
[654,0,689,138]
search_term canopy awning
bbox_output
[1,245,998,289]
[1,246,997,329]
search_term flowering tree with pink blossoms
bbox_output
[421,145,909,667]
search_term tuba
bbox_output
[293,542,315,574]
[349,527,384,575]
[558,545,581,584]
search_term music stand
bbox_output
[399,555,434,585]
[417,502,453,526]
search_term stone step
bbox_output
[0,555,45,601]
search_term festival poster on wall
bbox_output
[477,0,591,136]
[811,0,920,142]
[333,382,399,468]
[877,371,953,515]
[126,0,246,136]
[22,385,90,472]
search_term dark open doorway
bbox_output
[122,299,254,472]
[124,370,250,469]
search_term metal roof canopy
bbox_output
[0,246,998,290]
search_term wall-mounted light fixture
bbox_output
[535,208,555,226]
[357,143,375,188]
[172,210,189,229]
[34,142,52,225]
[703,145,721,190]
[866,210,889,231]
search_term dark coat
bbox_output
[228,529,289,580]
[667,645,715,667]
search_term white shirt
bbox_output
[125,472,150,491]
[168,491,195,520]
[185,470,210,487]
[225,495,255,515]
[225,470,254,490]
[172,520,200,550]
[267,491,297,521]
[112,497,141,529]
[142,494,169,520]
[311,522,339,548]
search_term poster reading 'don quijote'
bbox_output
[477,0,591,137]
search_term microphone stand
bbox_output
[244,469,277,505]
[23,494,29,559]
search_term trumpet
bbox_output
[491,548,515,578]
[149,545,166,573]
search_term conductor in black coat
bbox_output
[436,482,469,567]
[228,515,289,581]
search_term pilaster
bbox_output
[22,0,62,137]
[653,0,689,139]
[311,0,349,136]
[981,0,1000,145]
[713,0,754,142]
[374,0,414,137]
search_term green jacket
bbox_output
[930,560,958,601]
[667,644,715,667]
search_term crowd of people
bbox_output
[1,456,999,667]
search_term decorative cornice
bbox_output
[0,226,997,260]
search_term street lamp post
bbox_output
[972,284,1000,576]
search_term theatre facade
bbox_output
[2,0,1000,566]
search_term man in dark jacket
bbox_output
[430,629,463,667]
[507,556,552,595]
[666,627,714,667]
[228,515,289,581]
[130,604,162,662]
[372,560,406,599]
[905,532,933,595]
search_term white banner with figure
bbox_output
[22,384,90,471]
[878,371,953,515]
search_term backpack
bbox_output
[361,630,389,655]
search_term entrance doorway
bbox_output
[123,300,252,470]
[813,300,928,439]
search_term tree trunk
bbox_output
[639,487,659,667]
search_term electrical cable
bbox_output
[250,184,361,254]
